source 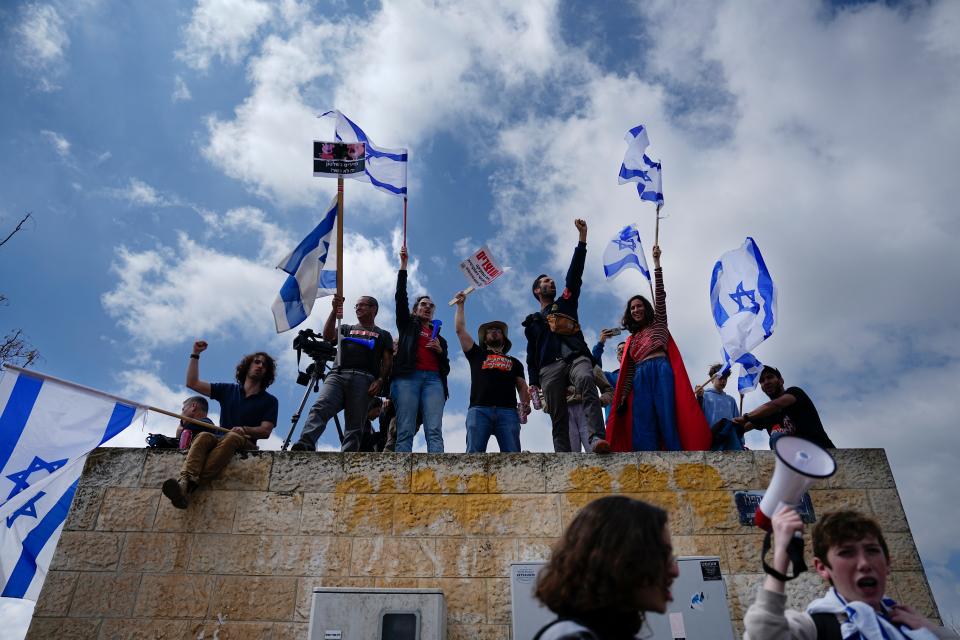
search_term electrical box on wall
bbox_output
[308,588,447,640]
[510,557,735,639]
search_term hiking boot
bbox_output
[590,438,611,454]
[290,442,312,452]
[162,478,189,509]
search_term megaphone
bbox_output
[344,336,376,350]
[755,436,836,582]
[430,319,442,340]
[755,436,836,531]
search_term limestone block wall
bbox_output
[29,448,939,639]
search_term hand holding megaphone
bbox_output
[756,436,836,583]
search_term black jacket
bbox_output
[523,241,592,387]
[393,269,450,398]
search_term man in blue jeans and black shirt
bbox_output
[453,289,530,452]
[523,218,611,454]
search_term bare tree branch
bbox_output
[0,212,31,248]
[1,212,39,366]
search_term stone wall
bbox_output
[29,448,939,639]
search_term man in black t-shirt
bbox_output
[291,294,393,452]
[453,290,530,452]
[734,366,835,449]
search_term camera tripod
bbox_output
[281,357,344,451]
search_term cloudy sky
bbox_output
[2,0,959,635]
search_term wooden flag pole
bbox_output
[335,177,345,366]
[403,197,408,249]
[739,393,745,415]
[147,406,233,434]
[655,202,662,247]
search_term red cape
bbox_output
[605,334,711,452]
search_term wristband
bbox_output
[190,354,200,360]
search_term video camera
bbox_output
[293,329,337,386]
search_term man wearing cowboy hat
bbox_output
[453,290,530,452]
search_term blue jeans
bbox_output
[631,356,681,451]
[391,371,445,453]
[466,407,521,453]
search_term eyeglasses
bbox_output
[252,358,267,365]
[418,301,436,309]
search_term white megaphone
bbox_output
[755,436,836,531]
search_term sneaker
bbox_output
[590,438,611,454]
[161,478,189,509]
[290,442,311,452]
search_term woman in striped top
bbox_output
[616,245,682,450]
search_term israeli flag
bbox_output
[602,223,650,281]
[0,366,144,600]
[322,110,407,198]
[710,237,777,392]
[618,124,663,206]
[720,351,764,394]
[272,195,338,333]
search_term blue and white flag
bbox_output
[322,110,408,198]
[710,238,777,393]
[720,351,764,394]
[618,124,663,206]
[272,195,338,333]
[0,365,144,600]
[602,223,650,281]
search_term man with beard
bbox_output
[290,294,393,452]
[162,342,279,509]
[453,290,529,452]
[523,218,611,454]
[734,366,835,449]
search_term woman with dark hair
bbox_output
[534,496,679,639]
[609,245,682,451]
[391,246,450,452]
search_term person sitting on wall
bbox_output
[173,395,216,449]
[734,366,835,449]
[744,507,957,640]
[161,341,279,509]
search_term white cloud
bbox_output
[13,3,69,91]
[40,129,70,158]
[177,0,275,70]
[106,178,180,208]
[172,74,192,102]
[201,0,563,207]
[101,208,409,354]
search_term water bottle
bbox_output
[531,387,542,411]
[178,429,193,450]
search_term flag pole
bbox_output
[739,393,745,414]
[403,196,408,249]
[335,177,344,366]
[655,202,662,247]
[1,364,233,434]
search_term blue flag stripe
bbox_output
[97,402,139,446]
[749,238,776,338]
[366,171,407,196]
[0,374,44,475]
[709,261,729,327]
[279,209,337,276]
[603,254,650,280]
[1,477,79,598]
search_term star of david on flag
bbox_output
[0,365,145,600]
[710,237,777,392]
[618,124,664,206]
[602,223,650,281]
